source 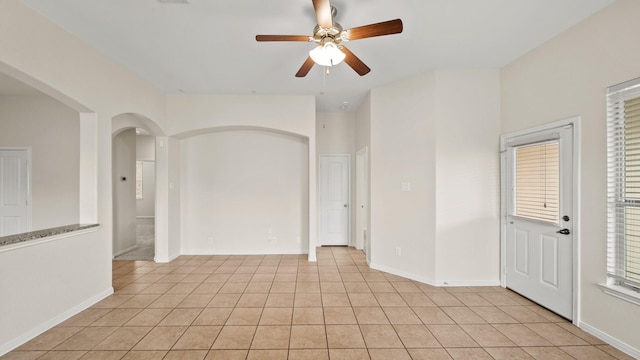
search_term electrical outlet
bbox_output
[207,236,213,244]
[395,247,402,256]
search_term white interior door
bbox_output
[0,148,30,236]
[503,125,574,320]
[320,154,350,246]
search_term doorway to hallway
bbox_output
[113,128,156,261]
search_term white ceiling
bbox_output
[15,0,614,111]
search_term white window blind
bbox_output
[514,141,560,223]
[136,161,143,200]
[607,77,640,289]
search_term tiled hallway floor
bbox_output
[2,247,634,360]
[114,245,155,261]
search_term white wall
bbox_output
[0,228,108,355]
[180,130,309,254]
[370,72,438,281]
[167,137,181,259]
[366,69,501,285]
[316,112,355,154]
[355,94,371,155]
[316,112,356,244]
[154,136,171,262]
[136,134,155,161]
[112,129,136,255]
[136,135,155,218]
[0,95,79,230]
[501,0,640,353]
[434,69,501,284]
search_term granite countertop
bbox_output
[0,224,100,247]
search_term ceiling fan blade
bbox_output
[296,57,316,77]
[340,46,371,76]
[256,35,310,42]
[346,19,403,40]
[312,0,333,29]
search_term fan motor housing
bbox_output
[312,23,346,45]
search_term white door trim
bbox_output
[356,147,369,252]
[0,147,32,234]
[319,153,351,246]
[500,117,581,324]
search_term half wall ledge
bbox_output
[0,224,100,250]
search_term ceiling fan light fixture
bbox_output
[309,42,345,67]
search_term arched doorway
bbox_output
[112,113,163,261]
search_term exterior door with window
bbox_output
[504,125,574,319]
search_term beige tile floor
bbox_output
[2,247,635,360]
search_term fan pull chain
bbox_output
[323,66,327,92]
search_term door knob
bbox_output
[344,204,348,208]
[556,228,571,235]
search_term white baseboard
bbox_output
[433,279,502,287]
[180,249,308,256]
[155,252,180,263]
[369,262,436,285]
[369,262,500,287]
[579,321,640,359]
[0,287,114,356]
[112,245,138,258]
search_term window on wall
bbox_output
[136,161,143,200]
[607,77,640,291]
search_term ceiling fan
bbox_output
[255,0,403,77]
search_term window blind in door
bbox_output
[514,141,559,223]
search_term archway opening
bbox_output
[112,113,164,261]
[0,63,97,236]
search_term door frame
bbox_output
[0,147,32,234]
[499,117,581,324]
[356,147,369,253]
[319,153,351,246]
